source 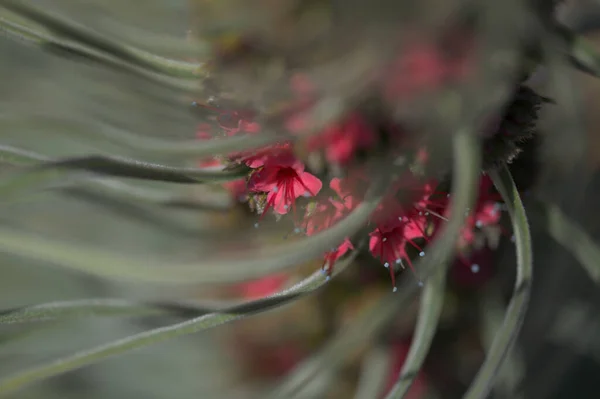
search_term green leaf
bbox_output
[479,290,526,399]
[0,252,356,396]
[0,1,203,79]
[0,145,234,212]
[543,201,600,283]
[353,346,394,399]
[0,167,382,283]
[0,299,168,324]
[463,165,532,399]
[382,259,447,399]
[265,129,481,399]
[562,27,600,78]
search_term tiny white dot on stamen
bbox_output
[419,251,425,257]
[393,287,398,293]
[303,191,311,198]
[294,228,301,233]
[382,237,387,242]
[417,281,424,287]
[254,223,259,228]
[476,220,483,228]
[419,211,423,215]
[384,262,390,268]
[396,258,402,264]
[471,264,480,273]
[325,276,331,282]
[284,204,289,209]
[272,187,278,193]
[425,212,430,216]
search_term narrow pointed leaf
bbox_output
[0,161,385,283]
[0,145,234,211]
[383,261,447,399]
[32,155,250,183]
[0,252,356,396]
[463,165,532,399]
[0,0,203,79]
[353,346,394,399]
[543,201,600,283]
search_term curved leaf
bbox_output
[0,164,384,283]
[382,260,447,399]
[543,201,600,283]
[0,145,234,211]
[0,1,203,79]
[353,346,394,399]
[561,26,600,78]
[479,290,526,399]
[30,155,250,184]
[0,299,169,324]
[0,250,356,395]
[463,165,532,399]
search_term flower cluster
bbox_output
[191,33,544,293]
[193,101,510,292]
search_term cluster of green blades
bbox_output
[0,1,599,398]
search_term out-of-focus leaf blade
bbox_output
[383,260,447,399]
[479,290,526,399]
[0,172,382,283]
[463,165,532,399]
[29,155,250,183]
[543,201,600,283]
[0,251,356,396]
[0,0,203,79]
[562,27,600,78]
[0,299,168,324]
[353,346,394,399]
[0,145,234,211]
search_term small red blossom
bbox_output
[382,39,472,101]
[322,238,354,276]
[248,151,322,215]
[307,113,376,165]
[329,172,369,211]
[369,215,428,289]
[456,175,502,247]
[239,142,294,169]
[304,196,346,236]
[383,43,449,100]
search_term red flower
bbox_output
[307,113,376,165]
[369,215,428,290]
[248,151,322,215]
[455,175,502,247]
[382,38,472,102]
[304,196,347,236]
[322,238,354,276]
